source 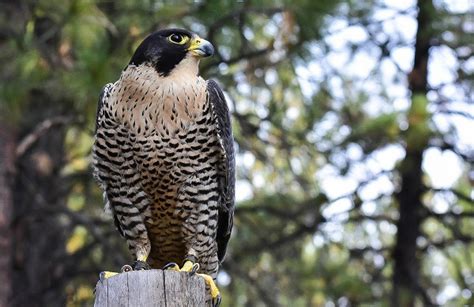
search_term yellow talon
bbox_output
[137,254,148,262]
[198,273,221,305]
[163,261,221,306]
[181,260,194,272]
[99,271,119,281]
[164,260,199,273]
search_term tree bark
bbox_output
[392,1,435,306]
[94,270,210,307]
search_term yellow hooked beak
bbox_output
[187,36,214,58]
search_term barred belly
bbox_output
[134,113,222,275]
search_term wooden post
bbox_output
[94,269,210,307]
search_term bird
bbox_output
[92,28,235,305]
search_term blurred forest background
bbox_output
[0,0,472,306]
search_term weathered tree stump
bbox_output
[94,269,210,307]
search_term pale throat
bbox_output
[118,53,204,93]
[167,54,201,80]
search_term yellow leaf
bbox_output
[66,226,87,254]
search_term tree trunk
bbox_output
[391,1,435,306]
[94,270,210,307]
[0,123,15,307]
[10,95,71,307]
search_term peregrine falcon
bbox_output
[92,28,235,305]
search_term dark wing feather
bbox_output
[94,83,124,237]
[207,80,235,263]
[95,83,114,132]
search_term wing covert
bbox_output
[207,79,235,262]
[95,83,114,132]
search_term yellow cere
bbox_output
[187,37,203,51]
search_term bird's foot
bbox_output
[98,261,148,282]
[162,260,199,274]
[99,264,132,281]
[198,273,221,307]
[132,260,150,270]
[162,262,179,271]
[99,271,119,282]
[162,261,220,306]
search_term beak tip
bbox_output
[202,43,214,57]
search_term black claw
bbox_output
[190,263,200,275]
[162,262,178,270]
[212,295,222,307]
[121,264,133,272]
[132,260,150,270]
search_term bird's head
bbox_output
[129,28,214,77]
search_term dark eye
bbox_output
[168,33,189,45]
